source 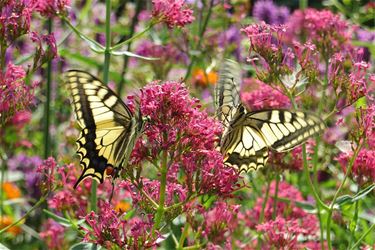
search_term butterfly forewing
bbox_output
[246,110,325,152]
[214,59,242,127]
[65,70,135,187]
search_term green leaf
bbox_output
[63,18,105,53]
[70,243,101,250]
[335,184,375,206]
[336,195,352,205]
[351,184,375,202]
[0,243,10,250]
[110,50,159,60]
[43,209,73,227]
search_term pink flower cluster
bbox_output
[337,149,375,185]
[152,0,195,28]
[32,0,70,17]
[131,81,238,196]
[81,201,156,249]
[245,181,319,247]
[201,201,240,244]
[0,64,33,123]
[286,8,351,57]
[241,78,291,110]
[39,219,65,249]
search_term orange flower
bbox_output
[192,69,218,87]
[2,182,22,199]
[115,201,131,213]
[0,216,22,236]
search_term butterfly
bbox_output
[215,59,325,173]
[65,70,146,188]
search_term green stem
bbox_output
[349,223,375,250]
[177,223,190,249]
[326,144,362,249]
[272,174,280,220]
[302,144,329,210]
[348,201,359,248]
[299,0,308,10]
[259,177,271,224]
[43,19,53,158]
[151,146,168,237]
[117,0,144,96]
[183,0,214,81]
[0,194,48,235]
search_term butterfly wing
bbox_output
[214,59,242,128]
[246,110,325,152]
[65,70,135,187]
[220,105,269,172]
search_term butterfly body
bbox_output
[65,70,145,188]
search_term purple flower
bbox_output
[218,25,242,60]
[253,0,290,25]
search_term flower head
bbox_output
[40,219,66,249]
[152,0,195,28]
[32,0,70,17]
[286,8,352,58]
[253,0,290,25]
[245,181,318,236]
[0,63,32,123]
[337,149,375,185]
[241,78,291,110]
[130,81,238,197]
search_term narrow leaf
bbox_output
[70,243,101,250]
[43,209,72,227]
[110,50,159,60]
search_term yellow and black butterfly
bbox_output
[65,70,146,188]
[215,59,325,173]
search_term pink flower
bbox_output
[130,81,238,197]
[152,0,195,28]
[245,181,318,236]
[10,110,31,129]
[40,219,66,250]
[0,1,32,43]
[30,32,58,70]
[337,149,375,185]
[256,217,305,249]
[0,63,33,123]
[32,0,70,17]
[286,8,352,58]
[241,22,286,58]
[202,201,241,244]
[241,78,291,110]
[37,157,58,193]
[82,202,127,248]
[81,201,157,248]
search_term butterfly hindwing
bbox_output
[65,70,136,188]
